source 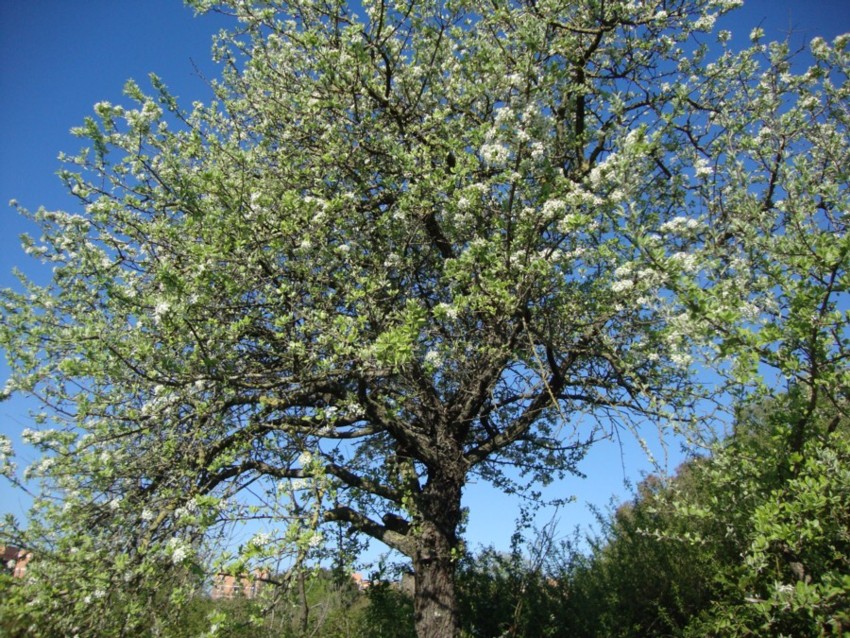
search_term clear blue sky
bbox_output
[1,1,849,560]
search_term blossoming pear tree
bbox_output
[2,0,848,635]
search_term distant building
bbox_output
[211,569,385,599]
[351,572,375,591]
[1,546,32,579]
[210,569,269,600]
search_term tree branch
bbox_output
[325,506,414,556]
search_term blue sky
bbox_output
[1,1,849,559]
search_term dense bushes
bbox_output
[456,546,569,637]
[552,398,850,637]
[4,397,847,637]
[451,396,850,637]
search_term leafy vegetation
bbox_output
[519,396,850,637]
[2,395,849,637]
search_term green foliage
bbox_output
[456,547,569,638]
[561,489,718,637]
[559,398,850,637]
[281,569,369,638]
[0,539,207,637]
[686,428,850,637]
[357,581,417,638]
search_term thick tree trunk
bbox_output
[412,471,464,638]
[413,521,459,637]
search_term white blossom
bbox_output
[0,435,12,457]
[436,303,459,320]
[694,157,713,178]
[740,302,761,321]
[670,251,699,273]
[530,142,546,161]
[611,279,634,293]
[811,36,829,58]
[614,263,634,279]
[800,94,820,111]
[659,216,700,234]
[775,583,794,595]
[297,450,313,467]
[383,253,401,268]
[174,499,199,521]
[480,143,510,166]
[541,199,566,220]
[424,349,443,368]
[507,73,524,87]
[250,532,271,547]
[126,100,162,130]
[290,478,310,491]
[588,164,606,187]
[153,300,171,324]
[21,428,48,445]
[494,107,513,125]
[25,457,55,479]
[669,352,693,368]
[167,537,191,564]
[694,14,716,31]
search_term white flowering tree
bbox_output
[2,0,848,636]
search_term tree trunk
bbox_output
[296,567,309,634]
[413,522,459,637]
[412,471,464,638]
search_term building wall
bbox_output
[1,546,32,579]
[210,570,268,600]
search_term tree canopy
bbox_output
[1,1,848,636]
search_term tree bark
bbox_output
[412,470,464,638]
[413,523,459,637]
